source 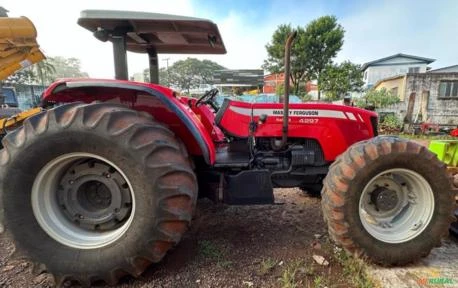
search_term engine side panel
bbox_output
[218,100,377,161]
[41,79,216,164]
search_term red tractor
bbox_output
[0,10,454,286]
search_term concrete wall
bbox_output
[407,73,458,125]
[378,73,458,125]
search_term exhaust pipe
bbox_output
[280,31,297,149]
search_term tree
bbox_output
[139,58,224,91]
[4,56,88,86]
[158,68,170,86]
[166,58,225,93]
[263,16,344,99]
[275,82,285,97]
[355,88,400,109]
[303,16,345,99]
[319,61,364,101]
[263,24,308,95]
[142,67,172,86]
[33,59,56,86]
[3,68,36,85]
[47,56,88,81]
[198,59,226,84]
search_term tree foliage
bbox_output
[3,68,36,85]
[355,88,401,109]
[3,56,87,86]
[160,58,225,92]
[142,67,170,86]
[263,24,308,95]
[47,56,88,81]
[320,61,364,101]
[33,59,56,86]
[263,16,344,98]
[304,16,345,99]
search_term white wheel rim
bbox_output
[359,168,434,244]
[32,153,135,249]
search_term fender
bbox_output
[42,79,216,164]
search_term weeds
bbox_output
[218,260,233,268]
[334,248,374,288]
[198,240,232,268]
[199,240,223,259]
[313,275,323,287]
[259,258,277,275]
[278,260,304,288]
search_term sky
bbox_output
[3,0,458,78]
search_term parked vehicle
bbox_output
[0,87,20,118]
[0,10,454,287]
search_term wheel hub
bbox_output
[371,187,399,211]
[58,161,132,231]
[359,169,434,243]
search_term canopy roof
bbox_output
[78,10,226,54]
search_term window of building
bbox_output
[408,67,420,73]
[438,81,458,98]
[391,87,398,97]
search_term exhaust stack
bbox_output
[280,31,297,149]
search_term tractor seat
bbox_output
[214,98,231,127]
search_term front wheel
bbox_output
[0,103,197,286]
[322,136,454,265]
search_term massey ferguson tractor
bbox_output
[0,10,455,287]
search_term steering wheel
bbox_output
[195,88,219,110]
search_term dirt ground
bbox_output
[0,188,457,288]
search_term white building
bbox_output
[427,64,458,73]
[362,53,435,89]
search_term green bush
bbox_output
[379,114,402,133]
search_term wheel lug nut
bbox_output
[68,180,74,185]
[105,173,111,178]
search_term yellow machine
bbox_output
[0,16,45,80]
[0,14,45,131]
[0,107,42,132]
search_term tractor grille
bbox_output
[302,139,326,165]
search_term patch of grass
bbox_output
[199,240,223,259]
[278,260,304,288]
[334,248,374,288]
[259,258,277,275]
[217,260,233,268]
[313,275,323,287]
[198,240,232,268]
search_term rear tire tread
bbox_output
[0,103,197,286]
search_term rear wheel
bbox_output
[0,103,197,286]
[322,136,454,265]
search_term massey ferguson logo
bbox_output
[272,110,319,116]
